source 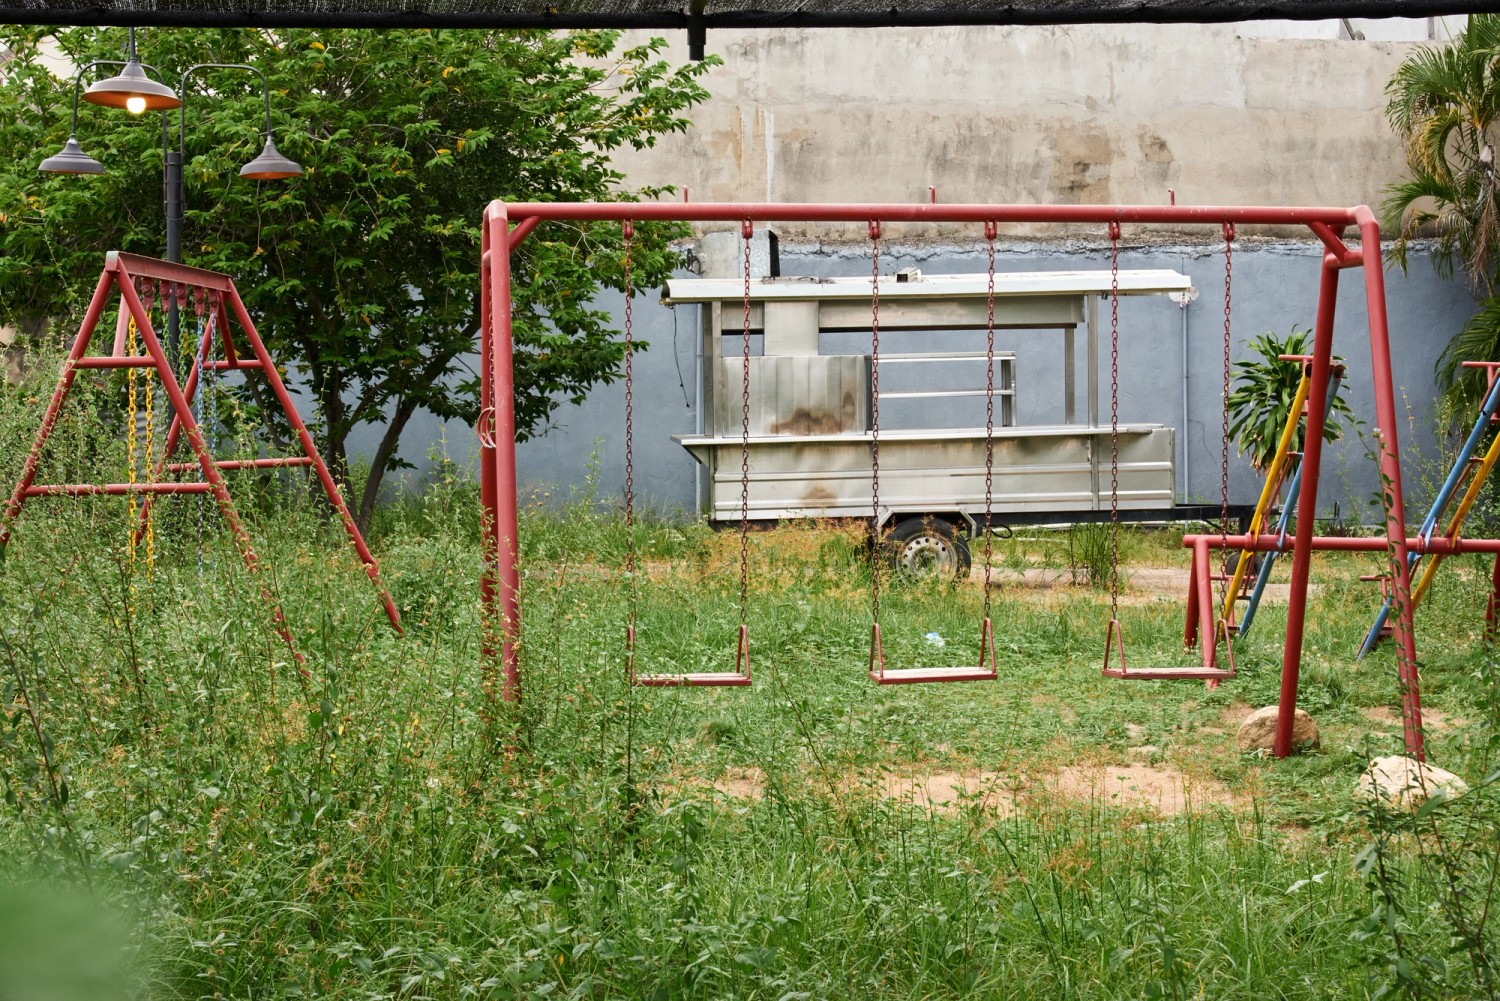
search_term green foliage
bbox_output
[1226,326,1357,473]
[1383,13,1500,291]
[1435,292,1500,413]
[0,27,717,527]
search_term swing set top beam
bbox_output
[105,251,234,293]
[490,200,1371,229]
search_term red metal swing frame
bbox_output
[0,252,402,661]
[480,200,1432,761]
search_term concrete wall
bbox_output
[605,22,1449,241]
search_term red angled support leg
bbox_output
[1358,213,1424,761]
[0,269,115,561]
[227,288,403,635]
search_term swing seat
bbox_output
[1100,618,1235,681]
[634,673,753,687]
[867,620,997,685]
[869,665,998,685]
[629,625,752,687]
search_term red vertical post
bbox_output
[1486,552,1500,640]
[484,201,522,705]
[0,269,116,555]
[1358,211,1425,761]
[1193,537,1214,666]
[478,229,498,678]
[1274,255,1340,758]
[1182,549,1201,650]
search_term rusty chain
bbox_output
[1108,221,1121,624]
[983,220,998,622]
[740,220,753,632]
[622,220,637,633]
[1220,222,1235,620]
[869,219,882,630]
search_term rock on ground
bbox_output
[1236,705,1320,753]
[1356,755,1469,811]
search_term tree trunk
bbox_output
[356,399,418,533]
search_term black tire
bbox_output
[883,517,972,582]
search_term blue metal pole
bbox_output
[1358,372,1500,658]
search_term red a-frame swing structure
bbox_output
[0,252,401,656]
[477,198,1475,764]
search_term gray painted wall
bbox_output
[352,240,1475,525]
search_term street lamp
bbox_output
[82,29,181,114]
[164,62,303,268]
[37,57,160,174]
[39,38,302,363]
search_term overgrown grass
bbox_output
[2,390,1499,996]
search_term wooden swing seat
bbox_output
[629,625,752,688]
[867,620,997,685]
[1100,618,1234,682]
[869,665,998,685]
[634,672,753,687]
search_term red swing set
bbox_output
[480,199,1441,763]
[0,252,402,661]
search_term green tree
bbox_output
[1384,14,1500,409]
[0,27,713,528]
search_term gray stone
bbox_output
[1356,755,1469,811]
[1237,705,1320,753]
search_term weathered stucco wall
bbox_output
[346,20,1482,524]
[609,23,1433,241]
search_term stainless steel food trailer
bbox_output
[667,267,1246,574]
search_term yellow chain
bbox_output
[143,357,155,585]
[126,315,139,570]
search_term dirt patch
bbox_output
[879,771,1017,815]
[1360,706,1470,732]
[677,761,1234,818]
[1042,763,1234,814]
[711,767,765,799]
[1427,709,1471,731]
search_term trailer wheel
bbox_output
[885,517,972,582]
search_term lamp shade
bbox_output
[83,60,181,112]
[239,138,303,180]
[39,136,105,175]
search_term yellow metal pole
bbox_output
[1220,368,1313,624]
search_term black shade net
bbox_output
[3,0,1500,29]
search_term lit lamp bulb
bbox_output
[125,95,148,115]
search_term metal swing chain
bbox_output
[1219,223,1235,620]
[983,221,998,622]
[622,221,637,635]
[869,220,883,629]
[142,283,158,585]
[126,291,140,571]
[1108,222,1122,624]
[739,221,753,632]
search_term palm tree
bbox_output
[1385,15,1500,411]
[1384,14,1500,295]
